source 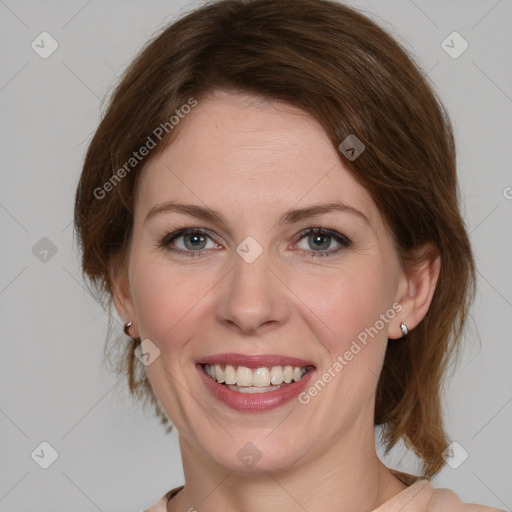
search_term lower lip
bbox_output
[197,364,314,412]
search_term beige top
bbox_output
[143,470,503,512]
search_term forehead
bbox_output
[135,91,377,226]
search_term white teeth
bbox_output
[204,364,308,388]
[215,363,224,383]
[292,366,303,382]
[252,367,270,387]
[227,384,282,393]
[224,365,237,385]
[236,366,253,386]
[270,366,284,385]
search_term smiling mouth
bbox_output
[202,363,314,394]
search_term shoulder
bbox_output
[142,486,184,512]
[143,494,168,512]
[142,482,503,512]
[375,473,503,512]
[428,487,503,512]
[143,496,167,512]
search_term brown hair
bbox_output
[74,0,475,478]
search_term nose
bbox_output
[216,246,291,336]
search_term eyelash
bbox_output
[157,227,352,259]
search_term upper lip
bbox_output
[198,353,315,368]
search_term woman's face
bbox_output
[116,90,411,473]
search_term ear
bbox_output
[110,254,138,338]
[389,244,441,340]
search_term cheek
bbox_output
[129,255,215,348]
[292,265,397,436]
[128,255,216,426]
[310,268,391,339]
[302,263,393,357]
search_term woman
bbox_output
[73,0,501,510]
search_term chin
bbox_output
[195,430,310,475]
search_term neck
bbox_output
[168,420,407,511]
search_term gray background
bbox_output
[0,0,511,510]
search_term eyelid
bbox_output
[160,227,221,250]
[293,227,351,246]
[291,227,352,257]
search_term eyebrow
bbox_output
[144,201,370,227]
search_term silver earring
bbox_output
[400,322,409,338]
[124,321,133,337]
